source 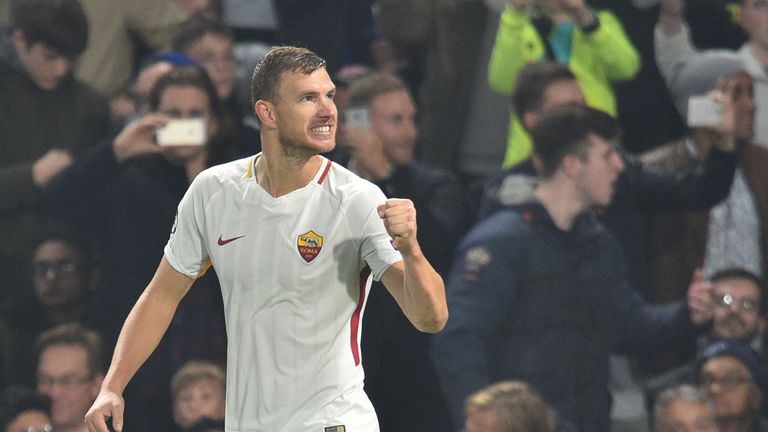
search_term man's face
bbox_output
[186,34,236,99]
[716,72,755,143]
[699,356,761,421]
[739,0,768,51]
[573,135,625,207]
[12,31,73,91]
[173,378,226,428]
[32,240,89,312]
[270,69,337,157]
[465,407,502,432]
[711,277,764,342]
[157,85,216,164]
[523,79,585,130]
[658,399,718,432]
[369,89,418,167]
[37,344,102,431]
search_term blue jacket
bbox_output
[432,192,701,432]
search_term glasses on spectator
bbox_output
[14,425,53,432]
[32,260,82,278]
[37,374,92,389]
[712,292,758,312]
[699,373,751,390]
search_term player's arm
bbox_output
[379,198,448,333]
[85,256,194,432]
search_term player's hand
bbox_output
[687,268,714,326]
[112,114,167,162]
[33,148,73,187]
[85,389,125,432]
[378,198,418,255]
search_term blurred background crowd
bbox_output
[0,0,766,431]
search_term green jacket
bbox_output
[489,6,640,167]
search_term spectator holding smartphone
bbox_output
[42,66,231,429]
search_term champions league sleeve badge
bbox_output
[297,230,324,263]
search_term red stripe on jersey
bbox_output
[317,159,332,185]
[350,266,371,366]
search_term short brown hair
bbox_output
[170,360,226,399]
[11,0,88,58]
[530,104,620,178]
[250,46,327,106]
[465,381,555,432]
[34,323,105,375]
[346,72,409,109]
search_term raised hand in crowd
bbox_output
[659,0,685,34]
[32,149,73,187]
[112,114,168,163]
[687,268,715,326]
[340,126,392,181]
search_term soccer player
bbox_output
[84,46,447,432]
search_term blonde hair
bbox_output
[170,360,225,399]
[464,381,555,432]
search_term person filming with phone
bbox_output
[40,66,232,429]
[642,50,768,310]
[337,72,468,431]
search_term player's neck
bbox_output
[255,151,324,197]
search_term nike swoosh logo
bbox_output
[218,235,244,246]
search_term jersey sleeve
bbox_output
[350,184,402,281]
[164,175,211,278]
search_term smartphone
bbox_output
[687,96,721,128]
[156,118,207,146]
[345,106,370,130]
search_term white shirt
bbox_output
[165,155,402,431]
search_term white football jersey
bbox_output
[165,155,402,431]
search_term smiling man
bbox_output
[84,46,447,432]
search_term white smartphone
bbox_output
[345,106,370,130]
[156,118,207,146]
[687,96,721,128]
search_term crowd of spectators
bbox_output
[0,0,767,431]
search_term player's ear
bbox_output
[255,100,277,129]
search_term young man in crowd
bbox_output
[432,104,713,432]
[0,0,109,320]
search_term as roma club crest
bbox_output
[297,230,323,263]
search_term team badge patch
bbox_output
[297,230,324,263]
